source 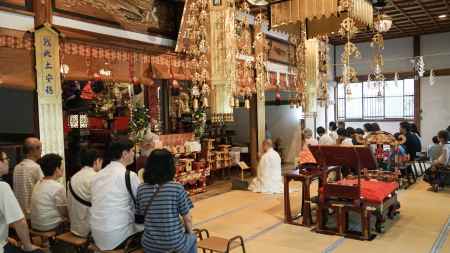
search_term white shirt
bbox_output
[0,182,24,252]
[30,179,67,231]
[329,131,338,143]
[68,166,97,237]
[341,138,354,146]
[319,135,335,145]
[248,148,283,194]
[13,159,43,217]
[90,161,141,250]
[436,143,450,166]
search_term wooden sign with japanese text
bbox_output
[35,24,62,99]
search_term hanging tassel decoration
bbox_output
[193,98,199,111]
[235,97,240,108]
[244,98,250,109]
[429,69,435,86]
[229,96,235,108]
[394,72,399,87]
[202,96,209,108]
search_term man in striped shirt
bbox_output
[13,138,43,218]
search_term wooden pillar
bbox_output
[33,0,53,27]
[160,81,170,134]
[413,36,421,131]
[34,24,65,181]
[249,93,266,173]
[249,95,258,174]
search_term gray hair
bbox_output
[303,128,313,139]
[143,130,159,145]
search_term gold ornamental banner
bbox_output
[271,0,373,37]
[35,24,62,98]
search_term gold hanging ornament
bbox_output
[368,13,387,96]
[179,0,210,111]
[317,36,331,107]
[339,2,362,95]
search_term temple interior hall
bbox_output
[1,0,450,253]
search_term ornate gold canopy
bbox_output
[270,0,373,37]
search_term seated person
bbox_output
[67,149,103,238]
[30,154,68,232]
[399,121,422,161]
[303,128,318,147]
[428,136,443,162]
[424,130,450,188]
[137,130,162,183]
[317,127,335,145]
[353,128,365,144]
[249,139,283,194]
[337,128,353,146]
[328,122,338,143]
[1,152,42,253]
[297,129,318,165]
[90,139,142,251]
[393,133,409,164]
[136,149,196,253]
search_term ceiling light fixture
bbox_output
[374,14,392,33]
[438,14,447,19]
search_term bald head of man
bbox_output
[23,137,42,161]
[262,139,273,153]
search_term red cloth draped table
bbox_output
[323,179,399,205]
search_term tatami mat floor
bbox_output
[191,180,450,253]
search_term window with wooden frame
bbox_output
[336,79,415,121]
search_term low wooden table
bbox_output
[283,168,322,227]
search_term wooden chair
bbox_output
[55,232,89,253]
[30,229,56,248]
[311,145,376,240]
[195,229,246,253]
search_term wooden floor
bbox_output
[191,180,450,253]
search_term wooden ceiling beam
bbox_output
[414,0,442,29]
[444,0,450,15]
[390,0,424,32]
[391,23,405,33]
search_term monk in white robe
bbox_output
[249,139,283,194]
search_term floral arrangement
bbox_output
[192,109,207,139]
[129,103,150,143]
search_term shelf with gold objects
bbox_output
[175,159,207,195]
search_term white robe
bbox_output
[248,148,283,194]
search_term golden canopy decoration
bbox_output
[175,0,210,111]
[63,0,157,27]
[270,0,373,37]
